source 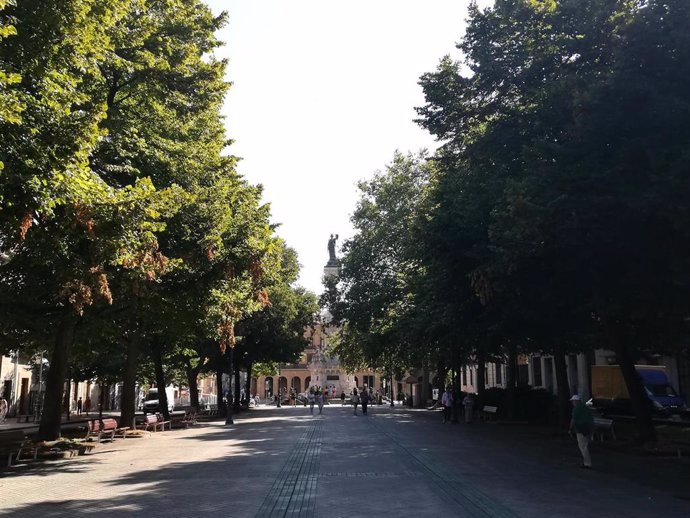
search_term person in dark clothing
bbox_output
[569,395,594,468]
[360,388,370,415]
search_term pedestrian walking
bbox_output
[84,396,91,415]
[340,391,346,406]
[290,389,296,407]
[77,396,83,415]
[317,391,325,415]
[361,388,370,415]
[308,389,316,415]
[569,395,594,469]
[351,388,359,415]
[441,387,453,423]
[462,393,474,423]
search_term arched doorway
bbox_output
[279,377,288,397]
[291,376,301,393]
[305,376,311,390]
[265,377,274,398]
[354,376,359,388]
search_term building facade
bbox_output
[252,322,383,400]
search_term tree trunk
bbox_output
[151,340,170,421]
[120,332,139,430]
[215,358,227,418]
[186,362,201,411]
[233,362,241,412]
[225,347,234,425]
[506,342,517,420]
[554,347,571,429]
[451,348,459,423]
[38,310,79,441]
[63,378,72,421]
[245,360,253,403]
[98,381,105,419]
[609,325,656,443]
[422,365,430,405]
[435,362,448,393]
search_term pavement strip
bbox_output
[255,419,323,518]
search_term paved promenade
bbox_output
[1,404,689,517]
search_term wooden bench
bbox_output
[480,405,498,421]
[181,407,198,427]
[138,413,171,432]
[85,418,129,442]
[199,404,218,417]
[593,417,616,442]
[171,407,198,429]
[15,414,37,423]
[0,430,38,466]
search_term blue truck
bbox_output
[590,365,687,416]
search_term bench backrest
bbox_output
[88,418,118,432]
[101,418,117,430]
[482,405,498,412]
[0,430,26,444]
[593,417,613,427]
[145,414,158,424]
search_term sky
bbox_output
[204,0,490,295]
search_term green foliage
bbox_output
[416,0,690,438]
[323,151,435,372]
[0,0,311,429]
[331,1,690,440]
[236,243,319,367]
[0,0,23,133]
[252,362,279,377]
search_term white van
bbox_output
[143,387,175,413]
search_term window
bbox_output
[326,375,339,381]
[470,368,474,386]
[462,369,467,385]
[495,365,502,385]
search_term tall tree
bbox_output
[323,151,435,379]
[417,0,690,441]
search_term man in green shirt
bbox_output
[569,395,594,468]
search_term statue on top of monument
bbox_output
[327,234,339,265]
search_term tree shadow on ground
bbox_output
[0,435,288,517]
